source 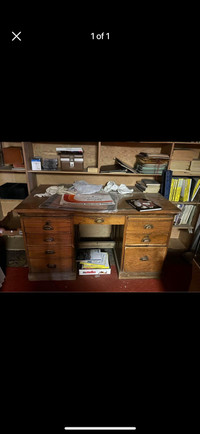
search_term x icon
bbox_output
[12,31,22,41]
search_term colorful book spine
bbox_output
[172,179,178,201]
[174,178,183,202]
[169,178,175,201]
[191,179,200,200]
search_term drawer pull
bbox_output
[142,236,150,243]
[140,256,149,261]
[44,237,54,242]
[47,263,57,268]
[144,224,153,229]
[43,222,54,230]
[94,218,104,223]
[45,250,55,254]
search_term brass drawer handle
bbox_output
[43,222,54,230]
[44,237,54,242]
[142,236,151,243]
[45,250,55,254]
[140,256,149,261]
[144,224,153,229]
[47,263,57,268]
[94,218,104,223]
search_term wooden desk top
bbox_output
[15,184,178,216]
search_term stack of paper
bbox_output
[77,249,111,275]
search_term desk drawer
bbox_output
[26,232,73,246]
[73,215,125,225]
[126,217,172,245]
[29,257,73,272]
[28,245,73,259]
[125,231,170,245]
[23,217,73,233]
[123,246,167,272]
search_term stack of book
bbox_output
[134,153,169,175]
[169,177,200,202]
[174,204,196,226]
[77,249,111,275]
[190,159,200,172]
[135,179,161,193]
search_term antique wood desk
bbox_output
[15,185,178,281]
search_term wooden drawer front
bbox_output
[125,231,169,245]
[123,246,167,273]
[28,245,73,259]
[23,217,72,233]
[26,232,73,246]
[29,257,73,273]
[126,218,172,245]
[73,215,125,225]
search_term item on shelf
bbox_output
[135,179,161,193]
[126,198,162,212]
[42,158,58,170]
[56,147,84,171]
[0,165,13,170]
[100,157,136,173]
[160,170,173,199]
[134,152,169,174]
[172,149,198,161]
[170,160,191,170]
[77,249,111,275]
[87,167,98,173]
[31,157,42,170]
[174,204,196,226]
[2,147,24,167]
[0,183,28,199]
[180,178,192,202]
[190,178,200,201]
[190,160,200,172]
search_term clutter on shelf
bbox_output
[76,249,111,275]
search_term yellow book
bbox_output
[174,178,184,202]
[172,179,178,201]
[183,178,191,201]
[169,178,175,201]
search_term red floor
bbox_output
[0,259,192,292]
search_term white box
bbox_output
[31,158,42,170]
[79,268,111,275]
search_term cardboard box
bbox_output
[2,147,24,167]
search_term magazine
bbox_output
[126,198,162,211]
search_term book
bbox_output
[161,169,173,199]
[169,178,175,201]
[115,157,137,173]
[174,178,184,202]
[180,178,192,202]
[191,178,200,201]
[126,198,162,212]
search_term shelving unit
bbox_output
[1,140,200,255]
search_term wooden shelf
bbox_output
[171,170,200,176]
[173,224,194,230]
[0,169,26,173]
[171,201,200,205]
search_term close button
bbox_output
[12,31,22,42]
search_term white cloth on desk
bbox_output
[34,182,103,197]
[34,185,69,197]
[104,181,133,194]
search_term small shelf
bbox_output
[171,201,200,205]
[0,169,26,173]
[173,224,194,230]
[171,170,200,176]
